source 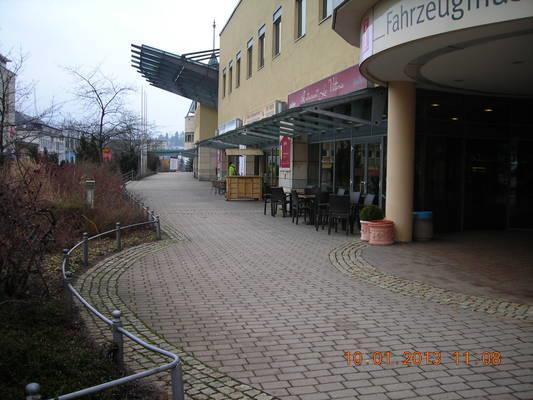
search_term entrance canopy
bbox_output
[198,89,384,150]
[131,44,220,108]
[150,148,197,159]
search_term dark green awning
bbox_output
[198,89,385,149]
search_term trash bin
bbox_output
[413,211,433,241]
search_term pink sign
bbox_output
[288,65,368,109]
[360,11,374,63]
[280,136,291,169]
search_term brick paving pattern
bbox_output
[330,242,533,321]
[97,173,532,399]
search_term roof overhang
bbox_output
[332,0,380,46]
[131,44,219,108]
[150,148,197,159]
[198,89,383,150]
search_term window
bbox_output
[228,60,233,94]
[236,51,241,88]
[258,25,266,69]
[320,0,332,20]
[222,68,227,98]
[247,38,253,78]
[295,0,306,39]
[273,7,282,57]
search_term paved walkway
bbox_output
[362,232,533,305]
[120,173,533,400]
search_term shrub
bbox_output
[0,162,56,299]
[360,205,384,221]
[0,159,145,299]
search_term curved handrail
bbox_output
[37,192,185,400]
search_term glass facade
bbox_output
[415,90,533,232]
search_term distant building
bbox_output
[0,53,16,153]
[184,101,196,151]
[15,112,71,163]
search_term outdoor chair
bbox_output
[263,185,272,215]
[314,190,330,231]
[291,190,311,225]
[328,195,351,235]
[350,191,361,233]
[304,186,317,195]
[270,187,288,217]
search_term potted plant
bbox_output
[359,205,383,241]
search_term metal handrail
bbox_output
[26,191,183,400]
[121,170,136,184]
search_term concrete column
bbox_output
[385,81,416,242]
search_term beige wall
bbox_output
[219,0,360,125]
[193,103,218,143]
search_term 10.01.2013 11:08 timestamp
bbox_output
[344,351,502,367]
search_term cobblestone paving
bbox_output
[115,173,533,399]
[76,241,276,400]
[330,242,533,321]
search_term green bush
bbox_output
[360,205,384,221]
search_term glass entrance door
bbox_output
[351,138,384,207]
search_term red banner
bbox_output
[288,65,368,109]
[280,136,291,169]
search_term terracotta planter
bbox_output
[360,220,371,241]
[369,220,394,246]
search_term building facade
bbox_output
[134,0,533,242]
[333,0,533,240]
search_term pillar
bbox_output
[385,81,416,242]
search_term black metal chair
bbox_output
[314,190,330,231]
[291,190,310,225]
[328,195,351,235]
[270,187,288,217]
[350,191,362,233]
[263,185,272,215]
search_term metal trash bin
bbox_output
[413,211,433,241]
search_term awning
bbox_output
[198,89,385,149]
[226,148,264,156]
[150,148,197,159]
[131,44,219,108]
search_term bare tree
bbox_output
[67,67,134,161]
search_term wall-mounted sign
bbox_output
[218,118,242,135]
[244,100,287,125]
[364,0,532,61]
[280,136,291,170]
[288,65,369,109]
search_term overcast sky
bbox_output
[0,0,236,135]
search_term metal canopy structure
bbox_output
[150,148,197,159]
[131,44,220,108]
[198,89,383,150]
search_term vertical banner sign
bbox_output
[102,148,112,162]
[360,9,374,63]
[280,136,291,169]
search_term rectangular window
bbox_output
[295,0,306,38]
[228,60,233,94]
[320,0,332,20]
[236,51,241,88]
[273,7,282,57]
[222,68,226,98]
[247,38,253,78]
[258,25,266,69]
